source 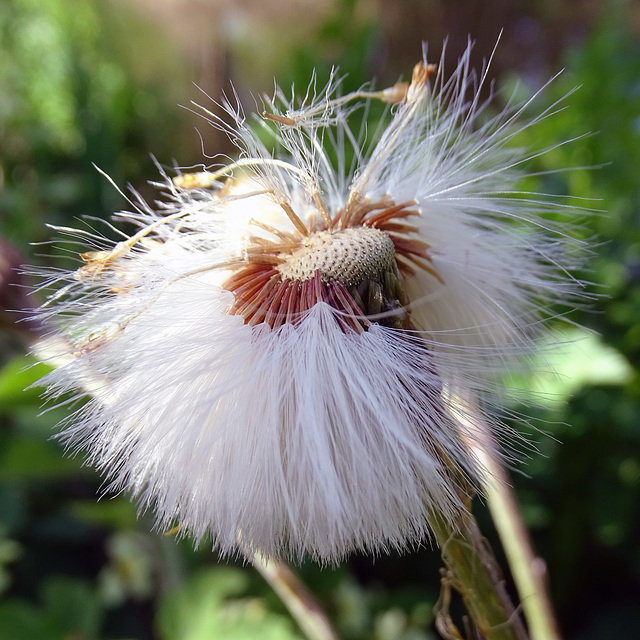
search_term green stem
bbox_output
[252,554,341,640]
[431,507,529,640]
[449,399,562,640]
[472,432,563,640]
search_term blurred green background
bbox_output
[1,0,639,638]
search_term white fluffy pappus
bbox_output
[34,42,588,562]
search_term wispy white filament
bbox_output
[35,41,587,562]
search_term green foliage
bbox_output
[498,13,640,635]
[510,11,640,357]
[1,2,639,639]
[157,567,301,640]
[0,355,50,411]
[0,0,191,251]
[0,577,101,640]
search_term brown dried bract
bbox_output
[407,62,438,102]
[262,111,297,127]
[378,81,411,104]
[221,196,442,331]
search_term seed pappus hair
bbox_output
[33,40,589,562]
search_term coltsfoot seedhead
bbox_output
[34,43,587,562]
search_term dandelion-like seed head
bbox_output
[34,43,587,562]
[222,192,426,331]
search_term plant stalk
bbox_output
[470,429,563,640]
[252,554,341,640]
[431,506,529,640]
[449,398,562,640]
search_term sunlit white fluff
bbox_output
[35,41,586,561]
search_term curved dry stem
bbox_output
[471,430,562,640]
[252,554,341,640]
[449,397,563,640]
